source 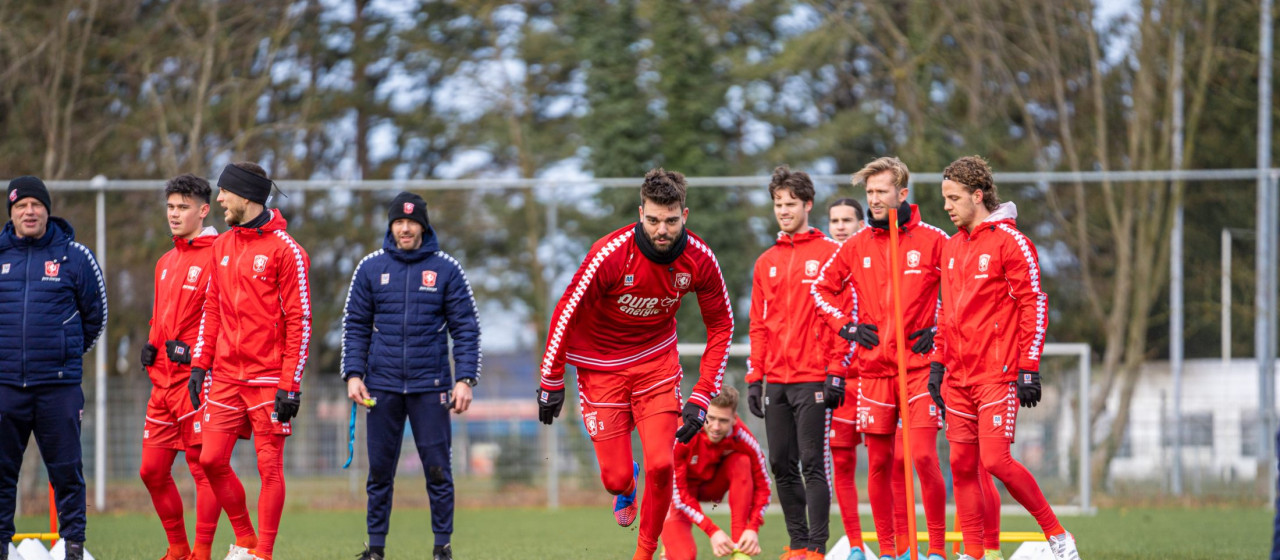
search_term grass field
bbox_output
[14,506,1271,559]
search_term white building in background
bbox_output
[1107,358,1278,484]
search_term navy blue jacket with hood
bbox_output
[340,226,481,393]
[0,217,107,387]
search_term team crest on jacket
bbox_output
[675,272,691,290]
[186,266,201,283]
[403,202,415,214]
[805,259,820,277]
[44,261,60,277]
[253,255,268,273]
[978,254,991,272]
[423,270,437,287]
[906,250,921,268]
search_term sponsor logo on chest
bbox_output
[616,293,678,318]
[380,273,390,285]
[1,263,8,275]
[624,274,635,286]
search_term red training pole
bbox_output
[887,207,919,557]
[48,482,57,535]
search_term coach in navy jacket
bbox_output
[0,176,106,560]
[341,191,480,560]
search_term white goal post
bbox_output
[677,341,1093,514]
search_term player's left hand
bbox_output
[735,529,761,556]
[709,530,734,556]
[164,340,192,365]
[822,374,845,409]
[451,381,473,414]
[675,401,707,443]
[1016,369,1041,408]
[274,389,301,423]
[908,326,936,354]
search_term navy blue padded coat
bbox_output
[0,217,107,387]
[340,226,480,393]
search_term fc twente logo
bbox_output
[44,261,60,277]
[804,260,820,277]
[906,250,921,268]
[674,272,691,290]
[404,202,415,214]
[423,270,437,287]
[253,255,269,273]
[978,254,991,273]
[186,266,201,283]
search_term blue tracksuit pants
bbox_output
[365,389,453,548]
[0,384,86,545]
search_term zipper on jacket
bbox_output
[403,262,411,394]
[21,246,30,387]
[782,237,796,373]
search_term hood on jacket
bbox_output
[0,216,75,251]
[175,226,219,250]
[982,201,1018,224]
[382,223,440,262]
[774,227,828,245]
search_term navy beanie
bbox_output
[388,192,429,230]
[7,176,51,214]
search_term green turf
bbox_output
[13,506,1271,559]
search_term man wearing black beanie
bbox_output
[191,162,311,560]
[0,175,107,560]
[342,191,480,560]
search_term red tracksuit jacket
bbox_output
[540,224,734,410]
[192,210,312,393]
[746,228,845,384]
[936,202,1048,387]
[671,418,771,535]
[145,227,217,389]
[811,204,948,378]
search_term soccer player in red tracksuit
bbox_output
[139,175,224,560]
[811,157,949,560]
[932,156,1079,560]
[190,162,312,560]
[662,386,770,560]
[538,168,733,560]
[746,166,844,559]
[824,198,868,557]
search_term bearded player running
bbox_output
[538,168,733,560]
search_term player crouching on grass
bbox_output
[341,192,481,560]
[661,386,770,560]
[139,174,225,560]
[932,156,1080,560]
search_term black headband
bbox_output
[217,164,273,205]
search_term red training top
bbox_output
[671,417,771,535]
[146,227,217,389]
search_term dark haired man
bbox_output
[935,156,1079,560]
[747,165,843,559]
[342,192,481,560]
[191,162,311,560]
[538,168,734,560]
[0,176,106,560]
[140,174,225,560]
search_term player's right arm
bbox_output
[745,256,767,384]
[539,240,613,392]
[811,240,856,333]
[341,253,377,381]
[671,442,718,536]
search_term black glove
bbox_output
[674,401,707,443]
[537,388,565,425]
[274,389,301,424]
[838,322,880,350]
[747,381,765,418]
[1016,370,1041,408]
[140,344,158,368]
[822,375,846,409]
[928,362,946,416]
[909,327,936,355]
[164,340,192,365]
[188,367,207,409]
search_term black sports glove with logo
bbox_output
[838,322,880,350]
[188,367,207,409]
[675,401,707,443]
[1016,370,1041,408]
[747,381,765,418]
[823,375,846,409]
[537,388,565,425]
[274,389,301,424]
[928,362,946,417]
[140,344,158,368]
[165,340,192,365]
[908,327,937,355]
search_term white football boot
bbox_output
[222,544,254,560]
[1047,532,1080,560]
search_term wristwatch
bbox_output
[459,377,477,388]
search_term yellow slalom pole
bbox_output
[887,207,919,558]
[11,533,60,542]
